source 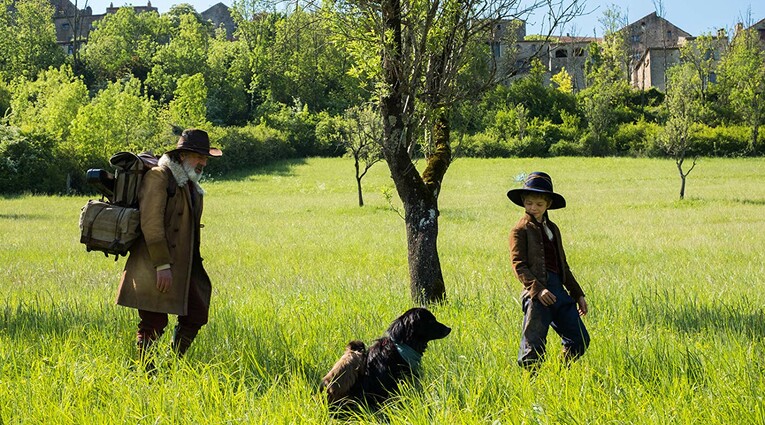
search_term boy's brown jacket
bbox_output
[509,212,585,301]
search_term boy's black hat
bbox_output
[507,171,566,209]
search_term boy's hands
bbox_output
[537,289,557,306]
[577,296,588,316]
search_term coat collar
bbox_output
[158,154,205,196]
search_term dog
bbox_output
[322,307,451,408]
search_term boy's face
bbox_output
[523,194,551,222]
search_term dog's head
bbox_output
[386,307,451,353]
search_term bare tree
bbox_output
[661,63,700,199]
[343,105,384,207]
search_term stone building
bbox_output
[50,1,235,53]
[201,2,235,40]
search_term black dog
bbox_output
[322,307,451,408]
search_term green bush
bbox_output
[204,123,294,175]
[614,120,661,156]
[0,126,75,194]
[459,132,512,158]
[692,124,752,156]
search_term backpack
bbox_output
[78,151,176,260]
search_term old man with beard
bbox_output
[116,129,222,369]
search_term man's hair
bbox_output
[167,151,183,163]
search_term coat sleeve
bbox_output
[138,168,171,267]
[509,225,545,300]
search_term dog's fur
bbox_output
[321,340,367,404]
[323,307,451,408]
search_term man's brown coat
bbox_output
[116,163,205,315]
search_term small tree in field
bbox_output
[316,105,384,207]
[343,105,383,207]
[661,63,700,199]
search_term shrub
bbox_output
[0,126,75,194]
[204,123,294,175]
[692,124,751,157]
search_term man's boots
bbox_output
[136,336,157,373]
[171,325,199,357]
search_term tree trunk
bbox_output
[356,176,364,207]
[380,0,450,305]
[677,159,686,199]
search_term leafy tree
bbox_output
[67,77,164,169]
[717,27,765,153]
[7,65,89,141]
[80,8,171,87]
[660,63,701,199]
[551,67,574,94]
[167,73,210,129]
[679,34,719,104]
[146,13,210,103]
[333,0,584,303]
[578,7,631,155]
[206,28,251,125]
[0,0,65,80]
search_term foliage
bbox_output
[67,77,165,172]
[205,30,251,126]
[716,28,765,153]
[0,126,74,194]
[80,8,171,88]
[7,65,89,141]
[146,13,210,103]
[167,73,210,130]
[0,0,64,81]
[202,123,293,175]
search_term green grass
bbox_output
[2,156,765,424]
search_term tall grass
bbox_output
[1,157,764,424]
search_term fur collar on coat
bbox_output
[158,154,205,196]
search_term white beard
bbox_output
[182,160,203,183]
[158,154,205,196]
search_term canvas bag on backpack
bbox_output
[78,151,175,260]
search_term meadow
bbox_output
[1,156,765,424]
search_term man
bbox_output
[116,129,222,367]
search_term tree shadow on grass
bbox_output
[208,158,307,182]
[0,298,119,340]
[631,294,765,337]
[0,213,50,220]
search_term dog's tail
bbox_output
[321,340,367,404]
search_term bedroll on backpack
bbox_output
[78,151,162,260]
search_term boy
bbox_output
[507,172,590,369]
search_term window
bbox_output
[631,34,641,42]
[62,23,70,30]
[555,49,568,58]
[574,47,585,56]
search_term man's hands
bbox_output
[156,269,173,293]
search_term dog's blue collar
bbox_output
[387,334,422,370]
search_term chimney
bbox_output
[735,22,743,36]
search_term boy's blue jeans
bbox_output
[518,272,590,368]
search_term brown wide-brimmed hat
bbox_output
[167,129,222,157]
[507,171,566,210]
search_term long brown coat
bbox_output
[116,161,208,315]
[509,212,585,301]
